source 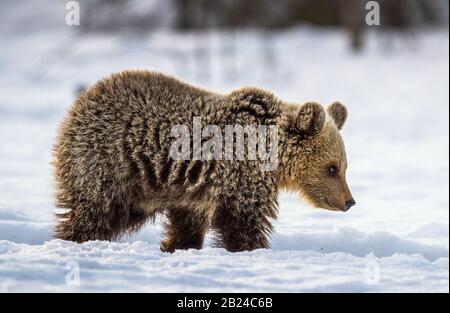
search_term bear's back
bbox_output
[83,71,221,120]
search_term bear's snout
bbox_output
[343,198,356,211]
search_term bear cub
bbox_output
[53,70,355,252]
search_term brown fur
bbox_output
[53,70,353,252]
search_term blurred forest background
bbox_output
[77,0,449,31]
[74,0,449,50]
[1,0,448,51]
[73,0,449,51]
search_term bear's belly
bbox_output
[139,183,218,216]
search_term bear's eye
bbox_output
[328,165,338,176]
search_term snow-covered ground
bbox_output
[0,5,448,292]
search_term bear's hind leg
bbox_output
[55,200,152,243]
[160,208,210,253]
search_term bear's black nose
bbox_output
[345,199,356,211]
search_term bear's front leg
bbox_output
[212,183,278,252]
[160,208,210,253]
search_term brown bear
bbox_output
[53,70,355,252]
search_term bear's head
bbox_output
[278,101,355,212]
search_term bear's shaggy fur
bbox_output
[53,70,354,252]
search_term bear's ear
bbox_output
[295,102,326,137]
[327,101,347,130]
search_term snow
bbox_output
[0,240,447,292]
[0,3,448,292]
